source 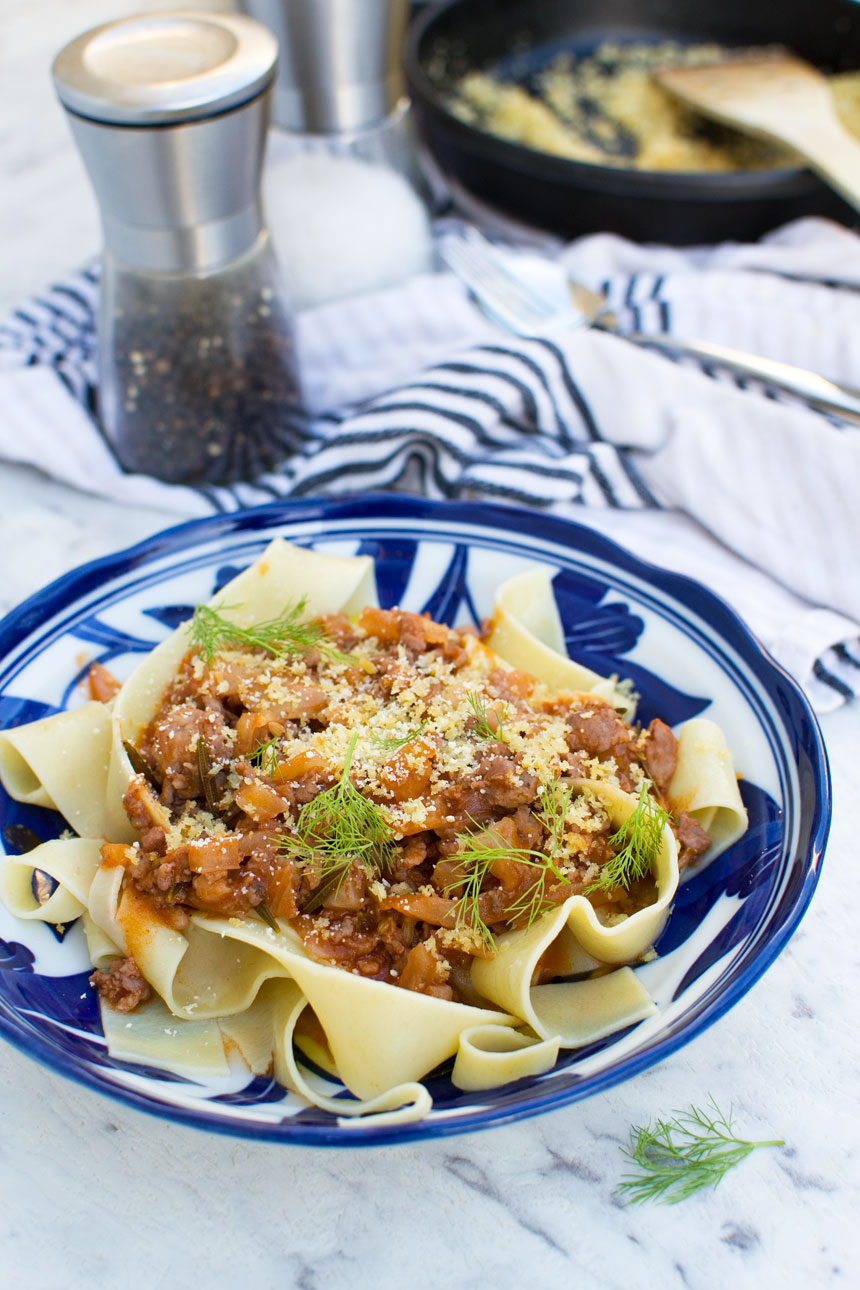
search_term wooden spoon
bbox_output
[657,52,860,213]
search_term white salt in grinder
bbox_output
[239,0,433,309]
[52,10,302,485]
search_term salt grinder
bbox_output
[238,0,432,309]
[52,11,301,485]
[239,0,409,135]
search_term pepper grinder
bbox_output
[52,10,301,485]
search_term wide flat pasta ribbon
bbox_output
[471,779,675,1047]
[452,1025,561,1091]
[82,910,122,970]
[88,866,293,1021]
[197,915,518,1101]
[0,703,114,839]
[471,894,657,1048]
[207,538,377,622]
[99,995,233,1080]
[102,976,434,1124]
[486,567,636,717]
[668,717,749,856]
[561,779,680,963]
[0,837,103,925]
[267,980,433,1126]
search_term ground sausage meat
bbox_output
[147,704,233,800]
[643,719,678,794]
[674,810,713,869]
[90,957,151,1013]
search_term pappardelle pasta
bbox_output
[0,540,748,1125]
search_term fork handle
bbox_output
[617,329,860,425]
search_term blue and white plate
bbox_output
[0,496,829,1145]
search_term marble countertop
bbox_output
[1,4,858,1289]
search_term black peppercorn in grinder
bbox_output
[52,10,302,485]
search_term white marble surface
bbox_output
[1,4,858,1289]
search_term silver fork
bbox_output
[440,227,860,425]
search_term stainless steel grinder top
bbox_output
[52,9,278,125]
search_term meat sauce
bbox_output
[96,606,711,1010]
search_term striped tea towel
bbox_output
[0,216,858,711]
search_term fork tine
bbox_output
[439,233,555,335]
[441,241,546,321]
[461,229,555,313]
[462,227,573,315]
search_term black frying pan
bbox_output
[405,0,860,243]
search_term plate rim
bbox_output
[0,493,831,1146]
